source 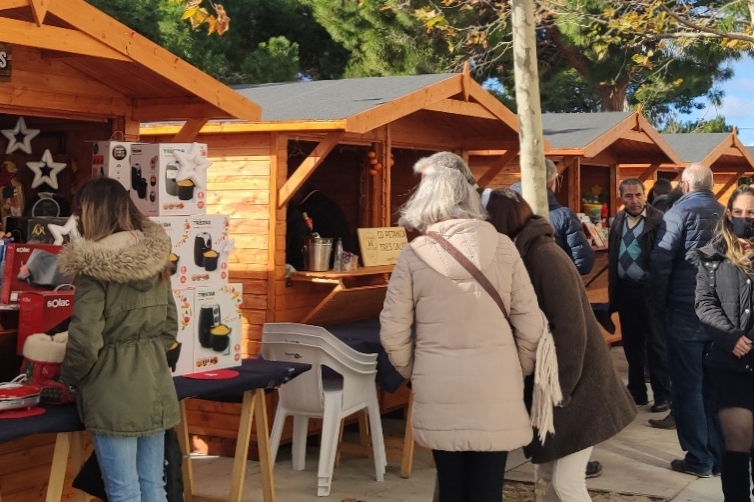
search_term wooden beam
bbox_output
[620,130,656,145]
[477,150,518,188]
[0,0,29,10]
[567,156,581,211]
[582,114,635,159]
[0,82,130,118]
[461,77,523,139]
[610,163,620,217]
[48,0,262,121]
[461,61,471,102]
[277,132,344,208]
[636,114,683,165]
[134,98,229,122]
[638,164,660,181]
[140,120,347,137]
[29,0,49,26]
[424,99,499,120]
[345,75,463,134]
[171,118,208,142]
[716,170,745,199]
[382,125,392,226]
[0,16,129,61]
[700,131,735,167]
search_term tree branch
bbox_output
[546,23,592,77]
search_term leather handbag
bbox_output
[425,231,562,443]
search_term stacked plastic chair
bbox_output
[262,322,387,497]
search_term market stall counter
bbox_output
[0,359,310,502]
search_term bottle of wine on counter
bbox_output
[302,211,320,238]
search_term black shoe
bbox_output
[633,395,649,406]
[585,460,603,478]
[651,400,671,413]
[670,458,712,478]
[649,414,676,429]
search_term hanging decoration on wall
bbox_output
[2,117,40,155]
[27,149,67,190]
[173,142,212,190]
[48,216,80,245]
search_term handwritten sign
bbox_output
[357,227,408,267]
[0,44,11,83]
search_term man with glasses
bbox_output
[650,163,724,478]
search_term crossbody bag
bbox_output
[426,231,562,444]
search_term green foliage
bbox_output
[662,115,733,133]
[239,37,300,84]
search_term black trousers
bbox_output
[617,280,672,403]
[432,449,508,502]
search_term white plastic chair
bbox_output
[262,322,387,497]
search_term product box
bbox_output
[129,143,209,217]
[17,290,74,354]
[170,288,196,376]
[1,243,73,304]
[150,216,192,289]
[191,283,243,373]
[91,141,141,190]
[189,215,230,286]
[4,216,72,244]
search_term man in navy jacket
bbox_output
[650,163,724,478]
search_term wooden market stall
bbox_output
[140,70,523,456]
[0,1,261,500]
[660,130,754,204]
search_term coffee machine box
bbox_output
[192,283,243,372]
[17,290,74,354]
[170,288,196,376]
[1,243,74,304]
[91,141,141,190]
[149,216,193,289]
[129,143,208,217]
[189,215,230,286]
[4,216,71,244]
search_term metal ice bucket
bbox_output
[303,237,333,271]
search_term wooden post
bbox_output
[610,163,620,217]
[382,125,392,226]
[172,119,208,143]
[567,156,581,211]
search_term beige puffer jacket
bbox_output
[380,219,545,452]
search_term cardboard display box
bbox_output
[1,243,73,304]
[191,283,243,373]
[129,143,208,217]
[91,140,141,190]
[17,289,74,354]
[189,215,230,286]
[150,216,193,289]
[170,288,196,376]
[4,216,71,244]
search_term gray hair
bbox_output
[545,159,558,183]
[413,151,479,188]
[682,162,714,191]
[399,168,487,233]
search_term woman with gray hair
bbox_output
[380,167,547,501]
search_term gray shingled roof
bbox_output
[232,74,457,122]
[542,112,632,149]
[661,133,729,163]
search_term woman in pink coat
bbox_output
[380,167,546,502]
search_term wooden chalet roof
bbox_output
[0,0,260,122]
[543,111,682,165]
[662,132,754,172]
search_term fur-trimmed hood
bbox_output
[687,237,726,267]
[58,220,170,285]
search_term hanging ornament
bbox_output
[173,143,212,190]
[48,216,80,245]
[27,149,67,190]
[2,117,40,155]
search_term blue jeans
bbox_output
[92,431,167,502]
[665,305,723,475]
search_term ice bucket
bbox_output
[303,237,333,271]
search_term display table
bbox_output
[0,359,310,502]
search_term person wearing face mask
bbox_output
[650,163,725,478]
[691,184,754,501]
[608,179,672,413]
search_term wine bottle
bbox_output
[302,212,320,238]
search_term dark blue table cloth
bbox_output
[324,318,405,393]
[0,359,311,444]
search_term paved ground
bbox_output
[187,347,724,501]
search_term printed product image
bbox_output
[91,141,140,190]
[192,284,242,372]
[189,215,231,285]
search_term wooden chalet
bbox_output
[140,71,523,456]
[0,1,261,500]
[660,130,754,204]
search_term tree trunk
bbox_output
[599,82,628,111]
[511,0,548,218]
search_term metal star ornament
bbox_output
[173,143,211,190]
[2,117,40,154]
[217,238,235,255]
[27,149,67,189]
[48,216,80,245]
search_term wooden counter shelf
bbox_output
[290,265,394,283]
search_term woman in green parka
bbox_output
[60,177,179,502]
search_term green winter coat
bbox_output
[59,220,180,437]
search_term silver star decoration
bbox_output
[217,238,235,255]
[48,216,80,245]
[173,143,212,190]
[2,117,40,154]
[27,149,67,189]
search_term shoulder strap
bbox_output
[426,231,510,321]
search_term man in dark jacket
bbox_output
[609,178,671,412]
[511,160,595,275]
[649,163,724,478]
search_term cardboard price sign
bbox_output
[0,44,11,83]
[357,227,408,267]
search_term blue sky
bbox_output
[688,55,754,145]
